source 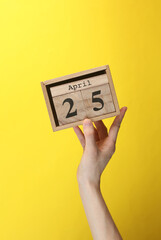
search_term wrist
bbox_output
[76,164,101,191]
[77,176,101,192]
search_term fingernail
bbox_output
[83,119,92,127]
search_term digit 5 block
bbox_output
[41,65,120,132]
[81,84,115,118]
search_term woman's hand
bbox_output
[73,107,127,188]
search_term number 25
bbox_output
[62,90,104,119]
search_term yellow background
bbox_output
[0,0,161,239]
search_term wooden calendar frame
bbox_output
[41,65,120,132]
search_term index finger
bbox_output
[94,120,108,140]
[108,106,127,144]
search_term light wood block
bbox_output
[81,84,115,118]
[50,73,108,97]
[53,91,86,126]
[41,65,120,132]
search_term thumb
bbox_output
[83,118,97,149]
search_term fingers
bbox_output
[73,126,85,148]
[73,120,98,149]
[94,120,108,140]
[83,119,97,149]
[74,106,127,151]
[94,127,100,142]
[108,106,127,144]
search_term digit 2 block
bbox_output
[41,65,120,132]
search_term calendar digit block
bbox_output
[81,84,115,118]
[41,65,120,132]
[53,91,86,126]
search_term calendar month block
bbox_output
[41,65,120,132]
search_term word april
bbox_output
[68,80,92,91]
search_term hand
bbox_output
[73,107,128,188]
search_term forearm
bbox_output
[74,108,127,239]
[78,180,122,240]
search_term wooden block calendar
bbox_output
[41,65,120,132]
